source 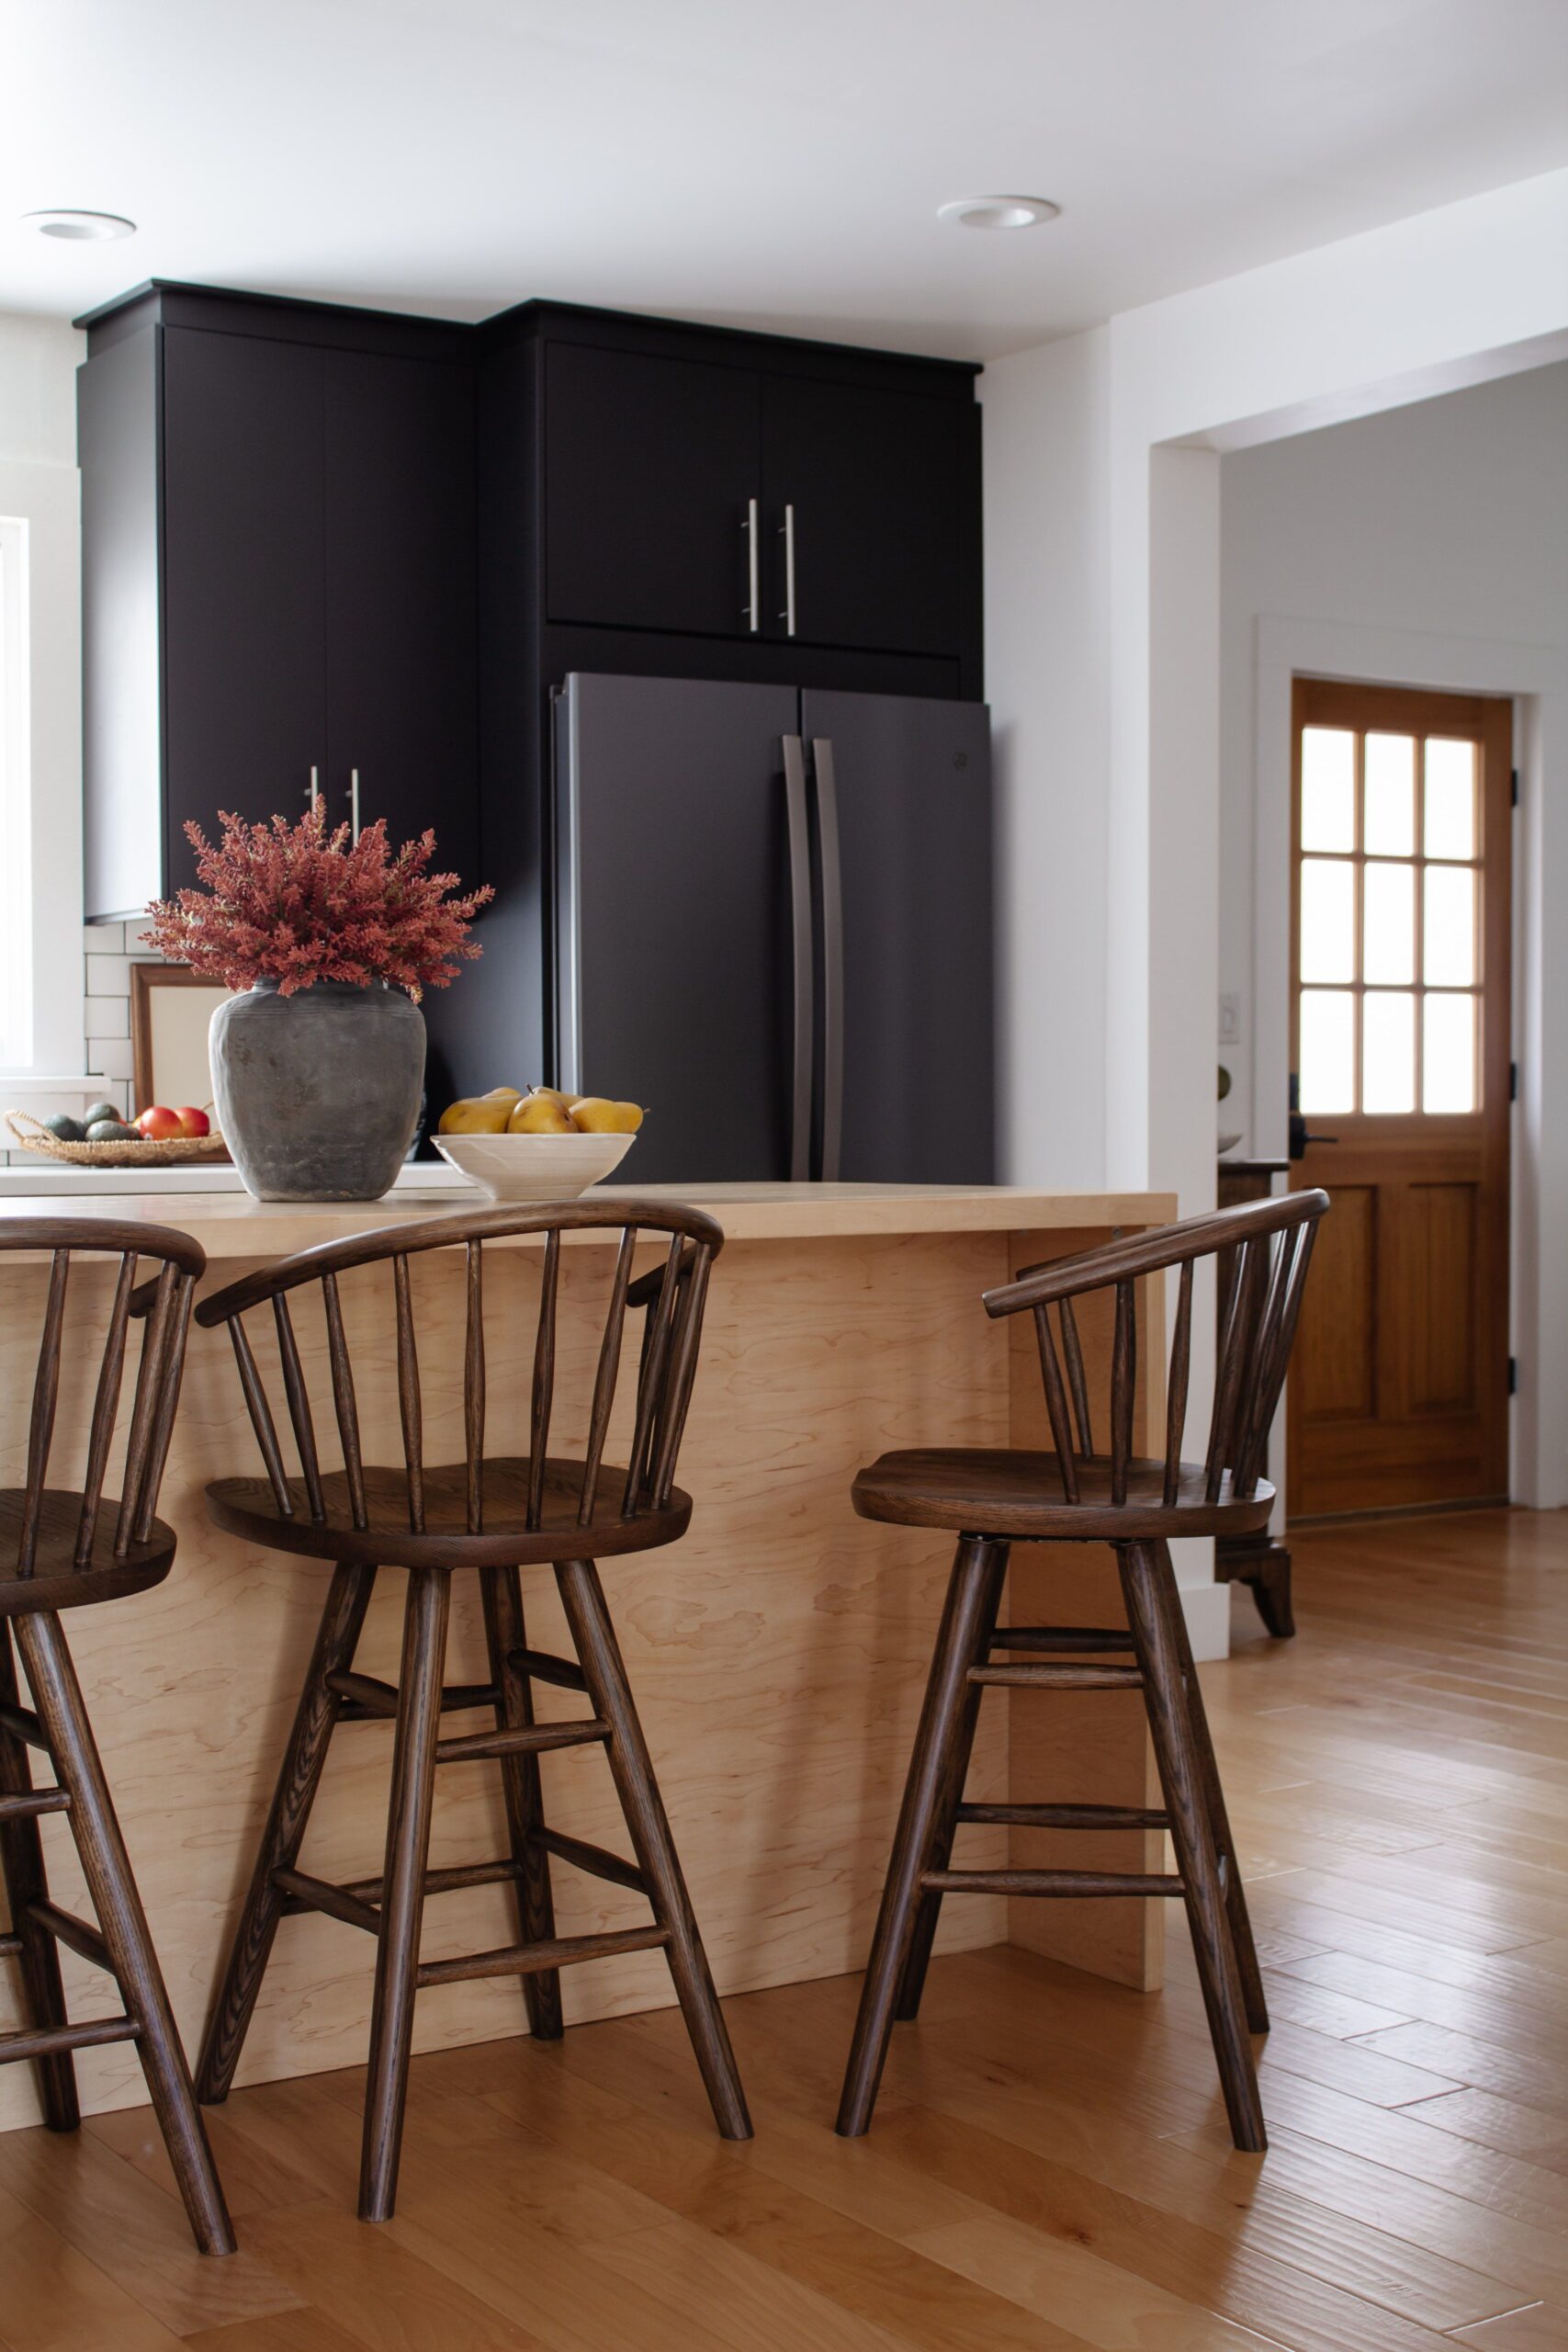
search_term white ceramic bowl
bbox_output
[433,1131,635,1201]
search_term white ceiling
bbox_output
[4,0,1567,359]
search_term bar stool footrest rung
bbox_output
[968,1663,1144,1690]
[955,1802,1169,1830]
[0,1787,70,1822]
[920,1867,1184,1897]
[416,1922,671,1988]
[436,1719,610,1765]
[991,1627,1137,1653]
[0,2015,141,2064]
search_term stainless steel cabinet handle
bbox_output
[349,767,361,843]
[811,735,843,1182]
[779,503,796,637]
[782,735,815,1182]
[743,497,760,632]
[305,766,321,812]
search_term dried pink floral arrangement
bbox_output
[144,808,492,999]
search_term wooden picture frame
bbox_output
[129,964,231,1114]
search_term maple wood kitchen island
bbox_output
[0,1180,1175,2130]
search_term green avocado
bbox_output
[41,1112,85,1141]
[82,1100,121,1129]
[85,1118,139,1143]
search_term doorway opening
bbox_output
[1287,675,1512,1518]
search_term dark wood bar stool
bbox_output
[837,1190,1329,2153]
[193,1201,750,2222]
[0,1218,234,2256]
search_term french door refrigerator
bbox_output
[552,673,992,1184]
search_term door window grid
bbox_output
[1297,726,1482,1115]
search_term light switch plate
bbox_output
[1218,992,1240,1045]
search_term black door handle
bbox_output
[1288,1112,1338,1160]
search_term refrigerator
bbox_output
[552,673,993,1184]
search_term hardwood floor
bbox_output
[1,1507,1563,2351]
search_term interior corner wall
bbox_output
[981,326,1110,1190]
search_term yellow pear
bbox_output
[481,1086,525,1104]
[569,1098,644,1135]
[509,1092,575,1135]
[528,1086,585,1110]
[438,1097,513,1135]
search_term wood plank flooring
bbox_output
[2,1506,1563,2350]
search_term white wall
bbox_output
[1219,361,1568,1150]
[0,310,86,1100]
[984,164,1568,1624]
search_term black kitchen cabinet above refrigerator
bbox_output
[78,285,479,919]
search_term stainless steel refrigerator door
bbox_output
[802,689,993,1184]
[556,673,805,1182]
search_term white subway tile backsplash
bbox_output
[84,922,126,955]
[83,954,134,997]
[87,1037,134,1080]
[84,993,130,1037]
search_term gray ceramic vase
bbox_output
[209,979,425,1201]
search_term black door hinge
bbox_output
[1510,1060,1518,1102]
[1508,1356,1518,1396]
[1512,767,1520,807]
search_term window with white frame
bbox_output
[0,516,29,1068]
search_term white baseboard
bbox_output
[1177,1578,1232,1663]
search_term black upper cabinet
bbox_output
[162,329,328,863]
[527,311,981,674]
[79,287,479,917]
[545,344,760,638]
[322,349,478,867]
[761,377,964,657]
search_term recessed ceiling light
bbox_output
[22,209,136,243]
[937,195,1060,232]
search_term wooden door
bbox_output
[761,375,966,657]
[1287,678,1511,1516]
[544,342,761,639]
[161,328,328,890]
[322,348,479,882]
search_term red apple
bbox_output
[174,1105,209,1137]
[137,1104,185,1140]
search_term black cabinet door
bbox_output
[161,328,327,890]
[323,350,479,883]
[545,343,761,639]
[762,378,964,657]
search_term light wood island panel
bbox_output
[0,1182,1173,2129]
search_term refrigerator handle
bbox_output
[782,735,815,1182]
[811,735,845,1184]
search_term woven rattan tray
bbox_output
[6,1109,231,1168]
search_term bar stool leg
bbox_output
[360,1566,450,2222]
[556,1556,751,2142]
[198,1562,377,2104]
[0,1623,78,2132]
[479,1566,562,2041]
[896,1535,1012,2023]
[837,1534,1009,2138]
[1117,1541,1266,2153]
[16,1612,236,2255]
[1153,1539,1269,2032]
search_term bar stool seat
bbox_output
[853,1452,1276,1541]
[0,1490,175,1612]
[208,1459,691,1567]
[837,1191,1329,2158]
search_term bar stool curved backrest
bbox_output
[983,1189,1330,1511]
[0,1216,231,2256]
[195,1198,722,1545]
[1,1217,205,1600]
